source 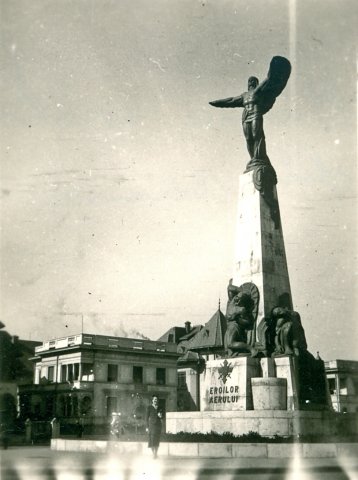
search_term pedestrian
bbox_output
[50,417,60,439]
[110,412,123,438]
[75,420,84,438]
[146,395,162,459]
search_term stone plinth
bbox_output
[200,357,260,411]
[166,410,358,438]
[51,438,358,458]
[232,170,292,341]
[260,357,276,377]
[274,356,300,410]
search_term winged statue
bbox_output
[209,56,291,170]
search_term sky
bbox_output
[1,0,357,361]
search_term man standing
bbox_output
[146,395,162,459]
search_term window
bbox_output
[328,378,336,394]
[80,396,92,415]
[72,395,79,417]
[48,366,55,382]
[156,368,166,385]
[339,377,347,394]
[353,379,358,395]
[64,396,72,417]
[133,366,143,384]
[59,364,80,382]
[68,364,74,382]
[109,338,118,348]
[107,364,118,382]
[82,363,94,381]
[339,378,347,389]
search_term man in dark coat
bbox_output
[146,395,162,458]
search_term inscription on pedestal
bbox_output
[208,385,240,405]
[200,357,260,411]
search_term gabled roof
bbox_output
[176,325,202,342]
[157,326,187,344]
[178,308,227,353]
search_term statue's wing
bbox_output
[239,283,260,322]
[254,56,291,115]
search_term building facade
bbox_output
[159,309,227,412]
[0,325,41,428]
[325,360,358,413]
[18,333,180,431]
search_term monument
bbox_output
[166,57,346,438]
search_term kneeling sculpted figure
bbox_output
[271,307,307,357]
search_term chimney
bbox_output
[12,335,19,344]
[185,321,191,334]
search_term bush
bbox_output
[162,430,287,443]
[161,431,358,443]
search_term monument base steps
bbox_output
[166,410,358,438]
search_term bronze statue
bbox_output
[290,311,308,354]
[271,306,294,356]
[271,307,308,357]
[224,281,259,357]
[209,56,291,170]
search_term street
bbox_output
[1,446,358,480]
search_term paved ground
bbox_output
[1,446,358,479]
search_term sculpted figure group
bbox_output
[224,280,308,359]
[224,281,258,358]
[270,307,307,357]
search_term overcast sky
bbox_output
[1,0,357,361]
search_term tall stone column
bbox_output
[232,169,292,342]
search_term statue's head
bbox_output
[248,76,259,90]
[233,292,253,310]
[271,306,288,319]
[290,311,302,324]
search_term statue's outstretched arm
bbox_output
[209,95,243,108]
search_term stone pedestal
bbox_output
[260,357,276,378]
[274,356,300,410]
[232,171,292,342]
[251,378,287,410]
[200,356,301,412]
[166,410,357,438]
[200,357,260,411]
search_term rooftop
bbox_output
[35,333,179,355]
[178,308,227,353]
[324,359,358,373]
